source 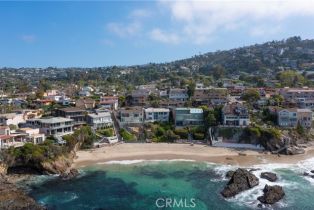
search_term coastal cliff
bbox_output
[0,139,81,209]
[0,174,45,210]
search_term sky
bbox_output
[1,0,314,68]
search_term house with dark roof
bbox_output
[222,103,250,126]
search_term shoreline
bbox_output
[73,143,314,168]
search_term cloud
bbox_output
[150,28,181,44]
[155,0,314,44]
[20,35,36,43]
[107,21,141,38]
[106,0,314,45]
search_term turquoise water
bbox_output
[26,160,314,210]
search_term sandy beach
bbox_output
[73,143,314,168]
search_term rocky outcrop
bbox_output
[225,170,235,178]
[40,151,76,175]
[261,172,278,182]
[221,168,259,198]
[60,168,79,180]
[0,174,45,210]
[284,146,305,155]
[258,185,285,204]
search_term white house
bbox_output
[144,108,170,123]
[86,112,113,129]
[119,107,143,125]
[26,117,74,136]
[0,113,25,127]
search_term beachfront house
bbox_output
[119,107,144,126]
[86,112,113,129]
[54,107,86,125]
[278,108,312,128]
[16,128,46,144]
[26,117,74,136]
[173,108,204,127]
[222,103,250,126]
[144,108,170,123]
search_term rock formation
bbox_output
[258,185,285,204]
[0,174,45,210]
[60,168,79,180]
[221,168,259,198]
[260,172,278,182]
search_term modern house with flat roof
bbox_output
[119,107,144,125]
[222,103,250,126]
[144,108,170,123]
[54,107,86,125]
[26,117,74,136]
[173,108,204,127]
[86,112,113,129]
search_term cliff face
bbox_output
[40,151,76,174]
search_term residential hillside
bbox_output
[2,36,314,94]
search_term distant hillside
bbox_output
[2,36,314,90]
[162,36,314,74]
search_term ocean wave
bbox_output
[98,159,196,165]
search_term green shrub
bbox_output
[174,128,188,139]
[193,132,205,140]
[120,128,136,141]
[98,128,114,137]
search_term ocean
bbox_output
[23,159,314,210]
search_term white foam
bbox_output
[98,159,195,165]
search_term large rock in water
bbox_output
[261,172,278,182]
[60,168,79,180]
[221,168,259,198]
[258,185,285,204]
[0,174,45,210]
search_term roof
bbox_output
[28,117,74,124]
[88,112,111,118]
[144,108,170,112]
[0,113,18,119]
[223,103,248,116]
[131,89,151,97]
[169,89,188,95]
[120,107,143,113]
[57,107,85,112]
[175,108,203,113]
[0,135,14,140]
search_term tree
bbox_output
[242,89,260,104]
[187,82,196,98]
[277,70,306,87]
[270,94,284,106]
[205,111,217,127]
[296,123,305,135]
[212,65,225,80]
